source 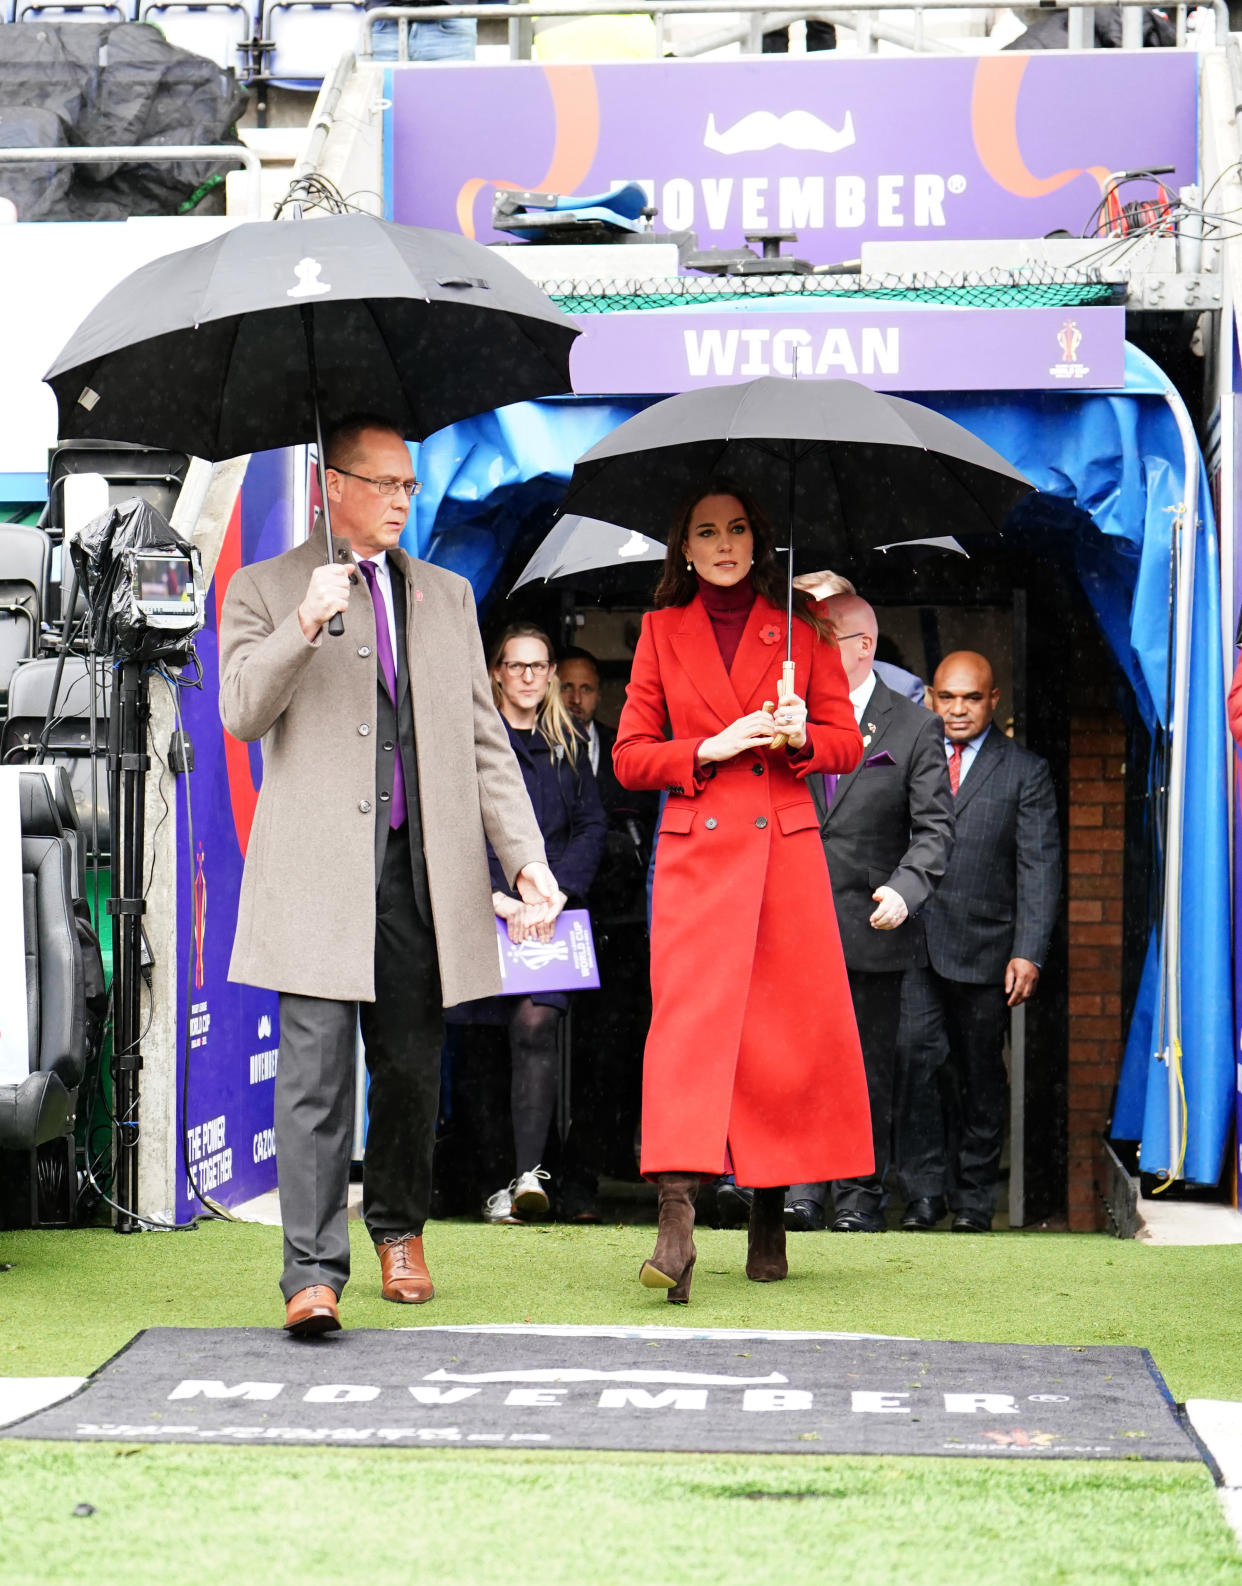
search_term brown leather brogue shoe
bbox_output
[283,1284,341,1337]
[377,1234,434,1304]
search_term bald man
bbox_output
[896,652,1060,1232]
[784,594,955,1234]
[795,572,926,703]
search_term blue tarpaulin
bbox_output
[404,342,1232,1187]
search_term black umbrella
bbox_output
[556,375,1033,714]
[46,212,579,632]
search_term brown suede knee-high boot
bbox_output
[640,1173,699,1304]
[746,1186,788,1282]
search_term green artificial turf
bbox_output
[4,1219,1242,1400]
[3,1221,1241,1585]
[2,1448,1237,1586]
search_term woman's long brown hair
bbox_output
[652,479,833,642]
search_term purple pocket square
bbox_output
[864,750,896,767]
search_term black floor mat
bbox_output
[4,1326,1199,1460]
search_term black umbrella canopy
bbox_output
[510,513,664,592]
[45,213,579,460]
[558,377,1033,565]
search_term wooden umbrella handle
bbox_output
[768,660,797,751]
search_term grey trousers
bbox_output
[274,826,442,1301]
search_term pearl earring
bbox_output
[685,560,693,571]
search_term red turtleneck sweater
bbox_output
[697,572,755,672]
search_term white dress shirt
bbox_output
[356,549,398,662]
[947,723,991,784]
[584,718,601,777]
[848,669,877,726]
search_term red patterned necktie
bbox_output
[948,741,963,796]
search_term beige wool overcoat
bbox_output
[218,535,546,1006]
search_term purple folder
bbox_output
[495,908,600,995]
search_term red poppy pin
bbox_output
[759,623,782,646]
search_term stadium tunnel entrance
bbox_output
[401,346,1231,1231]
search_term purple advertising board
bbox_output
[570,304,1124,394]
[174,449,297,1219]
[388,53,1197,254]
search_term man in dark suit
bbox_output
[556,647,655,1219]
[785,594,956,1234]
[896,650,1061,1233]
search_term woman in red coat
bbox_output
[613,483,873,1303]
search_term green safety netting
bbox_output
[546,270,1124,314]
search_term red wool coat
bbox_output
[613,592,875,1187]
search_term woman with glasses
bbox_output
[612,482,873,1303]
[454,622,607,1225]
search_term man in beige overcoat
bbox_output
[219,417,558,1336]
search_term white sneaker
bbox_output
[512,1166,551,1219]
[483,1184,521,1224]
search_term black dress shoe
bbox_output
[951,1211,992,1233]
[783,1199,826,1233]
[714,1182,753,1229]
[900,1196,947,1231]
[830,1210,885,1233]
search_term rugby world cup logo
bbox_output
[1057,321,1083,365]
[508,939,571,971]
[193,841,207,990]
[1049,319,1089,381]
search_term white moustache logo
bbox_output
[704,108,856,156]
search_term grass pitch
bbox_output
[2,1219,1241,1585]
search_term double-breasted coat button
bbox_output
[359,799,372,813]
[358,645,371,658]
[358,723,371,736]
[705,817,718,830]
[752,761,764,776]
[755,816,768,829]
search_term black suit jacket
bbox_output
[811,675,955,974]
[921,727,1061,986]
[589,718,657,924]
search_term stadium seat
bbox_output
[15,3,130,20]
[0,524,49,706]
[261,0,363,84]
[2,657,111,859]
[139,0,253,72]
[0,774,88,1156]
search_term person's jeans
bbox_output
[369,15,477,59]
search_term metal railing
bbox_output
[360,0,1224,58]
[0,145,264,221]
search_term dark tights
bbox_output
[510,997,561,1176]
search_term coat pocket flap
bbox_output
[776,802,820,836]
[659,805,697,836]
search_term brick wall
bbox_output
[1064,683,1127,1232]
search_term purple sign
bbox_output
[571,304,1124,394]
[496,909,599,994]
[388,54,1196,255]
[175,450,298,1219]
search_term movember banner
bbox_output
[387,53,1197,254]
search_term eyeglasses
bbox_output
[834,631,867,642]
[329,466,422,498]
[500,660,550,677]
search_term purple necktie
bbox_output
[357,559,406,830]
[822,773,839,810]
